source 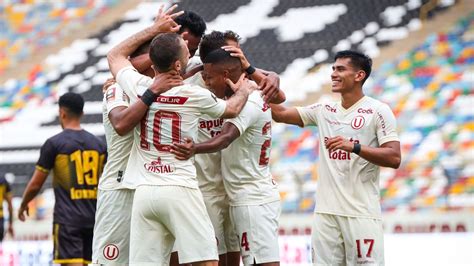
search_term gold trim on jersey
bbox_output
[53,223,60,259]
[53,258,92,264]
[35,165,50,174]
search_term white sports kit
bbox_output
[92,83,135,265]
[185,72,240,255]
[222,90,281,265]
[297,96,399,265]
[117,66,223,265]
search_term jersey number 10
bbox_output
[140,110,182,152]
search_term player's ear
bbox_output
[151,65,158,76]
[355,70,366,83]
[174,59,182,73]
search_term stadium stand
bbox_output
[0,0,468,220]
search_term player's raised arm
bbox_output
[107,71,183,136]
[107,4,183,77]
[220,73,253,118]
[222,45,285,103]
[269,103,304,127]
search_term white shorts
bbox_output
[129,185,218,265]
[230,201,281,265]
[203,193,240,255]
[92,188,134,265]
[311,213,385,266]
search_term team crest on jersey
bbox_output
[351,115,365,130]
[103,244,119,260]
[106,87,116,102]
[144,157,175,174]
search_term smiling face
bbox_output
[330,57,365,93]
[203,63,227,98]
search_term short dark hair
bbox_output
[149,33,182,72]
[59,92,84,117]
[200,30,241,62]
[130,40,151,58]
[335,50,372,84]
[175,11,206,37]
[203,48,240,68]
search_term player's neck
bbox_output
[340,89,364,110]
[62,120,82,130]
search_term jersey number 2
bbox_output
[140,110,182,152]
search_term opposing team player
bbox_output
[91,6,183,265]
[172,49,281,266]
[19,92,107,266]
[270,50,401,265]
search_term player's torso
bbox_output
[100,97,133,190]
[222,91,279,205]
[49,130,106,225]
[315,97,383,218]
[0,179,7,217]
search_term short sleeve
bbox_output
[104,83,129,115]
[197,88,227,118]
[296,103,322,126]
[375,103,400,145]
[225,102,258,135]
[36,139,56,173]
[116,66,152,102]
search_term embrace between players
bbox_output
[20,4,401,266]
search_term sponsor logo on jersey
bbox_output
[324,118,344,125]
[144,157,175,174]
[351,115,365,130]
[103,244,119,260]
[325,104,337,113]
[376,111,388,136]
[357,107,373,114]
[262,102,270,112]
[199,118,224,131]
[325,137,359,161]
[156,96,189,104]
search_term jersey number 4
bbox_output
[140,110,182,152]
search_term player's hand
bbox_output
[170,138,195,160]
[225,73,256,93]
[18,204,29,222]
[260,71,280,103]
[7,224,14,238]
[222,45,251,70]
[149,70,183,95]
[154,4,183,33]
[102,78,116,93]
[325,136,354,153]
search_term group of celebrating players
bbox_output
[18,4,401,266]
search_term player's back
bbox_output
[221,90,279,206]
[43,129,106,227]
[124,83,227,189]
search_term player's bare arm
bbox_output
[108,71,183,135]
[171,122,240,160]
[270,103,304,127]
[5,192,14,237]
[222,45,285,103]
[107,4,183,77]
[18,169,49,221]
[220,73,253,118]
[325,137,401,168]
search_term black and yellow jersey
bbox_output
[0,176,11,219]
[36,129,106,228]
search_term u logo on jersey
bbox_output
[351,115,365,130]
[103,244,119,260]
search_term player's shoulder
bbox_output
[363,96,392,112]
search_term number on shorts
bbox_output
[259,122,272,166]
[140,110,182,152]
[356,239,374,258]
[241,232,250,251]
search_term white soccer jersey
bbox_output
[221,90,280,206]
[297,96,399,219]
[116,67,227,189]
[185,72,226,196]
[99,83,133,190]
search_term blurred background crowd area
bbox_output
[0,0,473,237]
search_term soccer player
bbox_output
[18,92,107,266]
[107,15,253,265]
[270,50,401,265]
[91,6,183,265]
[172,49,281,266]
[0,175,14,241]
